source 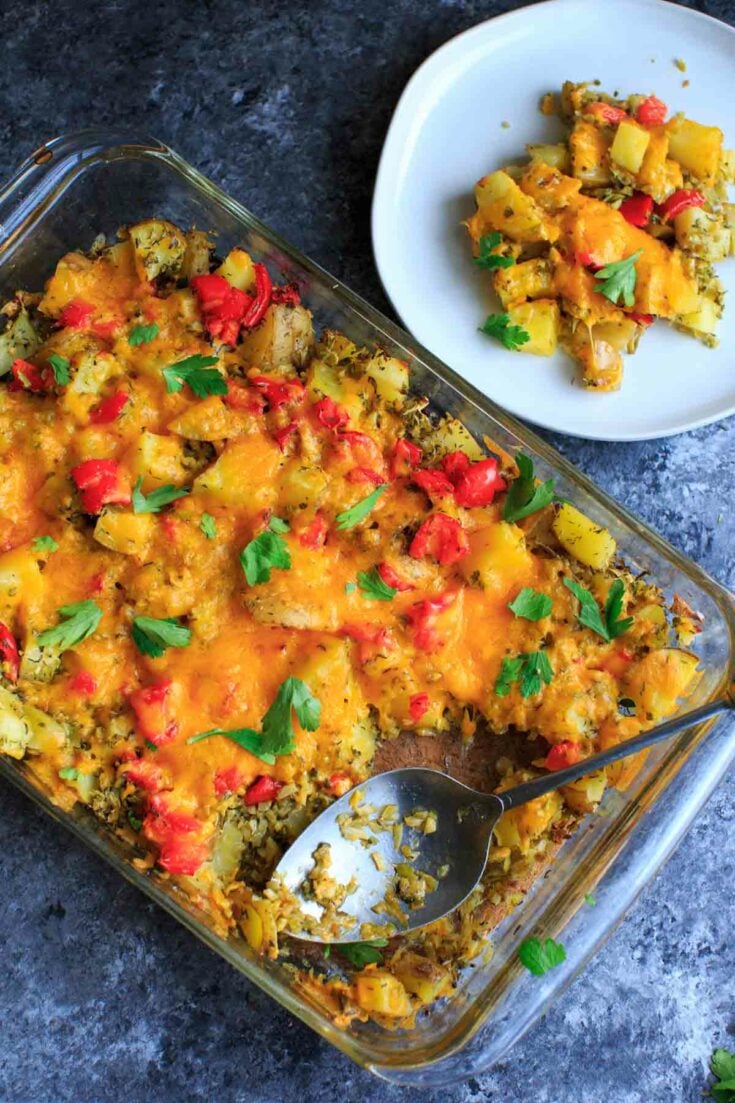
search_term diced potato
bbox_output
[569,121,612,186]
[212,813,246,883]
[527,143,570,172]
[19,639,61,683]
[576,331,624,392]
[353,971,411,1017]
[193,436,284,508]
[473,170,550,244]
[94,511,156,557]
[519,162,582,210]
[421,415,485,462]
[0,307,39,377]
[636,128,671,201]
[305,357,345,402]
[0,547,44,619]
[67,350,119,396]
[593,318,640,353]
[279,461,329,511]
[507,299,559,356]
[239,303,314,372]
[167,395,246,441]
[677,296,721,343]
[128,219,187,282]
[216,247,256,292]
[239,899,278,958]
[666,116,723,184]
[132,430,189,487]
[24,703,66,754]
[181,230,213,280]
[493,258,553,308]
[460,521,534,595]
[0,683,33,759]
[364,353,409,404]
[553,503,616,570]
[494,790,562,853]
[561,770,607,813]
[720,149,735,183]
[391,953,451,1004]
[622,648,700,722]
[610,121,651,174]
[674,206,731,261]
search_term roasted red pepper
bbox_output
[346,466,384,485]
[327,771,352,797]
[629,312,654,326]
[190,272,252,346]
[377,562,414,592]
[442,452,506,507]
[272,421,298,452]
[619,193,654,228]
[0,623,20,683]
[335,430,385,474]
[250,374,305,408]
[89,390,129,424]
[244,775,283,806]
[129,680,178,747]
[68,671,97,696]
[298,514,328,548]
[404,592,457,652]
[389,438,422,479]
[545,741,582,771]
[58,299,94,330]
[409,513,470,566]
[575,250,602,271]
[143,795,207,876]
[658,188,706,222]
[124,759,166,793]
[71,459,131,514]
[10,358,51,393]
[635,95,667,126]
[313,396,349,431]
[213,765,244,797]
[242,263,273,329]
[412,469,454,499]
[340,622,393,662]
[586,102,628,125]
[271,283,301,306]
[224,378,266,413]
[408,692,430,723]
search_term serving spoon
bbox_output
[275,693,732,941]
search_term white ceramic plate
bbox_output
[372,0,735,440]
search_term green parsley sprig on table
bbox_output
[594,249,643,308]
[37,600,102,652]
[474,232,515,271]
[479,312,530,351]
[162,353,227,398]
[563,577,633,642]
[240,517,291,586]
[517,936,566,976]
[710,1047,735,1102]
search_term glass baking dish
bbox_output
[0,129,733,1087]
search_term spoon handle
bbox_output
[497,694,733,813]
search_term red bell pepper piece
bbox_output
[336,430,385,476]
[443,453,506,508]
[271,283,301,306]
[190,272,252,346]
[10,358,51,393]
[71,459,131,514]
[313,396,349,431]
[327,771,352,797]
[124,759,166,793]
[619,193,654,228]
[58,299,94,330]
[629,312,654,326]
[586,102,628,125]
[244,775,283,806]
[340,622,393,662]
[299,514,328,549]
[389,438,422,479]
[225,378,266,413]
[87,572,105,595]
[545,741,581,771]
[658,189,706,222]
[157,835,209,875]
[346,466,384,485]
[273,421,298,452]
[213,765,244,797]
[68,671,97,696]
[408,692,430,723]
[412,469,455,498]
[129,680,178,747]
[409,514,470,566]
[143,796,208,875]
[377,562,414,592]
[90,390,129,424]
[575,251,602,271]
[404,591,457,652]
[0,623,20,683]
[92,318,121,341]
[250,374,305,408]
[242,263,273,329]
[635,95,667,126]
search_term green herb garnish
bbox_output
[132,477,190,514]
[479,312,530,351]
[37,600,102,651]
[711,1048,735,1102]
[563,577,633,642]
[495,650,554,699]
[335,485,388,530]
[240,518,291,586]
[344,581,357,594]
[199,513,217,540]
[517,936,566,976]
[58,767,79,781]
[508,587,552,621]
[128,322,160,347]
[474,232,515,271]
[131,616,192,658]
[357,568,396,602]
[32,535,58,553]
[338,939,389,967]
[502,452,560,523]
[162,354,226,398]
[47,353,71,385]
[584,893,597,907]
[594,249,643,308]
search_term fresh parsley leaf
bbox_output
[338,939,389,967]
[132,477,190,515]
[323,944,331,958]
[127,811,143,832]
[711,1049,735,1103]
[128,322,160,346]
[584,893,597,907]
[502,452,559,523]
[47,353,71,385]
[32,535,58,553]
[518,936,566,976]
[344,581,357,594]
[508,587,552,621]
[240,527,291,586]
[37,600,102,651]
[162,354,226,398]
[494,650,554,699]
[479,312,530,351]
[188,676,320,762]
[564,577,633,643]
[335,485,388,530]
[594,249,643,308]
[268,516,289,534]
[200,513,217,540]
[357,568,396,602]
[474,232,515,271]
[145,739,159,752]
[58,767,78,781]
[131,616,191,658]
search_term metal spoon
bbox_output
[275,693,732,941]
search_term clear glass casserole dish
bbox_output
[0,129,733,1087]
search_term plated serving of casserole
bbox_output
[0,217,705,1028]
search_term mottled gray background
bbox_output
[0,1,733,1101]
